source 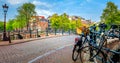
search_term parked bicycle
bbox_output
[108,24,120,40]
[80,26,107,63]
[72,26,90,61]
[80,44,120,63]
[72,23,110,63]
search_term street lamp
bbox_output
[2,4,9,41]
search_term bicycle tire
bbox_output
[72,45,80,61]
[80,46,106,63]
[80,46,90,63]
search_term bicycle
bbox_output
[79,31,107,63]
[72,26,90,61]
[80,44,120,63]
[79,30,120,63]
[79,24,108,63]
[72,24,108,62]
[108,24,120,40]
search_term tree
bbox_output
[75,18,82,28]
[70,20,76,33]
[71,18,82,34]
[15,14,27,30]
[50,14,60,35]
[50,14,60,29]
[59,13,70,32]
[0,21,4,31]
[50,13,82,34]
[114,10,120,24]
[101,1,119,26]
[17,3,36,30]
[6,19,14,31]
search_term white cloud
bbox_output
[35,9,54,18]
[80,0,92,6]
[7,0,28,5]
[80,1,86,6]
[32,1,51,8]
[86,0,92,2]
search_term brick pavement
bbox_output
[0,34,119,63]
[32,45,78,63]
[31,45,96,63]
[0,35,76,63]
[31,39,120,63]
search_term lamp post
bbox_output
[2,4,8,41]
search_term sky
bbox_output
[0,0,120,22]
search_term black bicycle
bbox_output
[72,33,90,61]
[79,31,107,63]
[79,24,107,63]
[79,31,120,63]
[80,44,120,63]
[108,24,120,40]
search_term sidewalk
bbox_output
[0,34,66,46]
[0,34,119,46]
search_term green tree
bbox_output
[17,3,36,30]
[50,14,60,29]
[0,21,4,31]
[12,19,22,31]
[101,1,119,26]
[15,14,27,30]
[70,20,76,33]
[75,18,82,28]
[114,10,120,24]
[59,13,70,32]
[6,19,14,31]
[50,14,60,35]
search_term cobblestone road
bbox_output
[0,35,120,63]
[0,35,77,63]
[31,39,120,63]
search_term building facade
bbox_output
[30,16,48,32]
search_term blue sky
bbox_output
[0,0,120,22]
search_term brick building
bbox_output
[30,16,48,32]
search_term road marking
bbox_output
[28,43,73,63]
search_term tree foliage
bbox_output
[17,3,36,30]
[50,13,82,33]
[6,3,36,31]
[70,20,76,31]
[75,18,82,28]
[50,14,60,30]
[101,1,120,26]
[0,21,4,31]
[6,19,14,31]
[59,13,70,31]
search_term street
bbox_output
[0,35,120,63]
[0,35,77,63]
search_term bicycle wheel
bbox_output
[95,49,106,63]
[80,46,91,63]
[72,45,80,61]
[80,46,106,63]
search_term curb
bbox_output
[0,35,70,46]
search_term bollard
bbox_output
[46,28,49,36]
[30,29,32,38]
[8,31,11,43]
